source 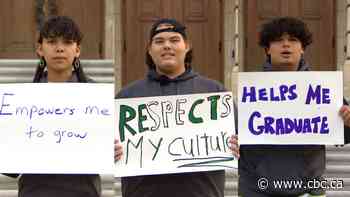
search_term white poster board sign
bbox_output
[238,71,344,145]
[115,92,237,177]
[0,83,115,174]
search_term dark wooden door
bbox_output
[57,0,103,58]
[0,0,103,59]
[0,0,37,58]
[245,0,335,71]
[122,0,223,85]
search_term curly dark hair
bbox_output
[37,15,83,44]
[259,17,312,49]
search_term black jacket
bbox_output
[239,59,350,196]
[116,68,227,197]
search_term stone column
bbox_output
[231,0,241,99]
[224,0,240,98]
[223,0,236,92]
[344,0,350,98]
[114,0,122,93]
[104,0,116,59]
[346,1,350,61]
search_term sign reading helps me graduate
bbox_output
[238,71,344,145]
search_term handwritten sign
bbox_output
[0,83,115,174]
[115,92,236,177]
[238,71,344,145]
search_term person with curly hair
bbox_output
[237,16,350,197]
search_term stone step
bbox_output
[0,59,114,83]
[327,153,350,161]
[0,59,114,67]
[327,153,350,165]
[226,169,238,179]
[225,181,237,195]
[327,191,350,197]
[326,145,350,153]
[326,165,350,174]
[0,76,113,83]
[0,66,113,74]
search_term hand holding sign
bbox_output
[340,105,350,127]
[228,135,239,158]
[114,139,123,162]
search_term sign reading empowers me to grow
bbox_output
[0,83,115,174]
[115,92,237,177]
[238,71,344,145]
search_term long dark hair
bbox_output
[33,16,88,82]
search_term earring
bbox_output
[39,57,46,69]
[73,57,80,70]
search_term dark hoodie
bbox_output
[16,72,101,197]
[238,59,350,197]
[116,68,226,197]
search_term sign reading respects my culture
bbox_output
[115,92,237,177]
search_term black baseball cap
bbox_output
[149,18,187,41]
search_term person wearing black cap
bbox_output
[116,18,237,197]
[237,16,350,197]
